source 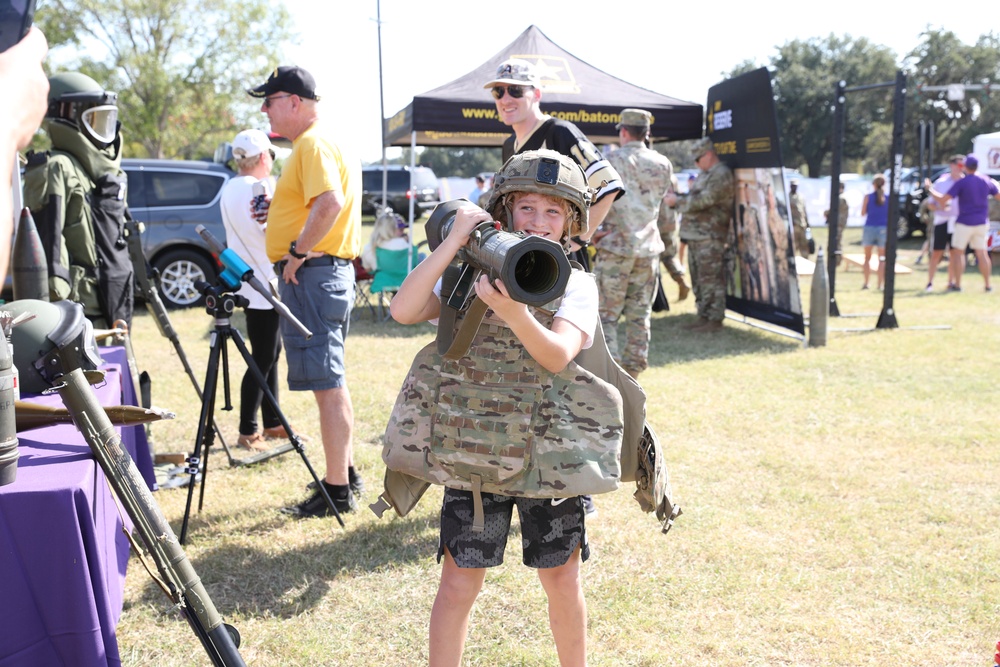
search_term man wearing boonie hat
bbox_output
[484,57,624,262]
[219,128,285,453]
[592,108,673,379]
[663,136,734,332]
[926,152,998,292]
[247,65,366,517]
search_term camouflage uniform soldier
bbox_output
[789,179,811,258]
[594,109,674,379]
[664,137,734,333]
[657,173,691,300]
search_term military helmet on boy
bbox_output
[486,149,593,237]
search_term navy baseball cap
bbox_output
[248,66,321,101]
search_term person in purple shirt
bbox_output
[927,154,998,292]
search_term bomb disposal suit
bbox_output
[23,72,133,330]
[373,151,679,532]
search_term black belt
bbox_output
[274,255,352,271]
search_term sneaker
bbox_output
[262,425,290,440]
[947,283,962,292]
[924,283,934,293]
[307,469,366,497]
[987,285,994,293]
[861,284,869,290]
[348,468,366,497]
[237,432,269,452]
[581,495,598,517]
[281,485,357,518]
[263,425,311,442]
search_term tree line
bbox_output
[36,4,1000,178]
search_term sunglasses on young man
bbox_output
[491,85,531,100]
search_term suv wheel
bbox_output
[153,249,216,308]
[896,215,913,241]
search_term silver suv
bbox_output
[124,158,233,308]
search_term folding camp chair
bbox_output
[368,245,427,322]
[353,258,378,320]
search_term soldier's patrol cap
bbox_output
[691,137,715,158]
[790,178,800,186]
[616,108,651,129]
[483,58,541,88]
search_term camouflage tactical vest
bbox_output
[382,308,624,500]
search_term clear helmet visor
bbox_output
[80,105,118,145]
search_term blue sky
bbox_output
[283,0,990,162]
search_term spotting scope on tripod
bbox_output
[197,225,311,339]
[177,227,344,545]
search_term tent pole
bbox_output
[408,131,416,273]
[376,0,387,209]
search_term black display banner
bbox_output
[708,68,804,335]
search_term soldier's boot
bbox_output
[691,320,723,334]
[682,317,708,330]
[674,276,690,302]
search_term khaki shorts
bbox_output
[951,223,988,251]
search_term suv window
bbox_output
[411,168,437,189]
[139,170,226,207]
[121,159,232,309]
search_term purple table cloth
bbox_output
[0,346,156,666]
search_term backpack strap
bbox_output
[442,298,489,361]
[436,263,488,359]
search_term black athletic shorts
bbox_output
[932,223,951,251]
[437,487,589,569]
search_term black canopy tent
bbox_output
[378,25,705,271]
[383,25,705,148]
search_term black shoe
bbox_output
[348,468,365,497]
[307,471,366,497]
[281,486,356,518]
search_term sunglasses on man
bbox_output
[263,94,294,108]
[491,85,531,100]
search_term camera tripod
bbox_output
[179,282,343,545]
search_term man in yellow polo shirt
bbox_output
[248,65,364,518]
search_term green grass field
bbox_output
[114,228,1000,666]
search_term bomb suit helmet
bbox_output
[486,149,593,238]
[46,72,119,148]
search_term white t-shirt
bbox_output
[931,173,961,233]
[432,269,598,350]
[220,174,279,309]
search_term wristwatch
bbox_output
[570,235,589,248]
[288,240,308,259]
